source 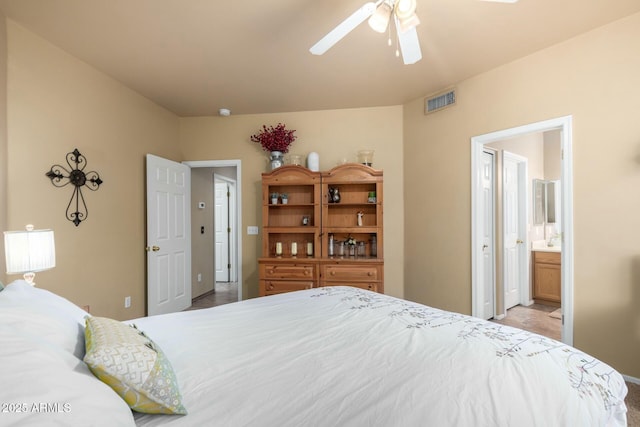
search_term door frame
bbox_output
[501,151,529,311]
[184,159,243,302]
[471,115,574,345]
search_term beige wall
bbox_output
[0,15,7,287]
[4,21,180,319]
[179,107,404,299]
[487,133,545,181]
[191,167,215,298]
[544,130,562,180]
[404,12,640,377]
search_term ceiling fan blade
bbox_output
[396,23,422,65]
[310,2,378,55]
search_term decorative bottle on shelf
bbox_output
[328,234,334,256]
[328,187,341,203]
[370,234,377,257]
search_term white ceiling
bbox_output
[0,0,638,116]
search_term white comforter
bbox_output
[131,287,627,427]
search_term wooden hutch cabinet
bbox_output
[258,164,383,296]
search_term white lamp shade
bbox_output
[4,229,56,274]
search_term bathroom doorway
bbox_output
[471,116,574,345]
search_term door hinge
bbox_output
[227,191,230,198]
[561,314,564,325]
[227,263,231,269]
[227,227,231,233]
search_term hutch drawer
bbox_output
[260,263,316,280]
[321,263,380,281]
[260,280,314,295]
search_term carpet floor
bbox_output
[627,381,640,426]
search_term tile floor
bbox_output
[490,303,561,340]
[185,282,238,311]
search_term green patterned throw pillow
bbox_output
[83,316,186,415]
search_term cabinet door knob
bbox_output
[330,271,336,276]
[367,271,373,276]
[304,270,310,275]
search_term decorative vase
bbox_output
[270,151,284,170]
[307,152,319,171]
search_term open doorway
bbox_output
[471,116,574,345]
[214,174,237,284]
[185,160,242,306]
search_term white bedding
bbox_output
[130,287,628,427]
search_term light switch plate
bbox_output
[247,226,259,235]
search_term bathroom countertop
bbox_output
[531,240,561,253]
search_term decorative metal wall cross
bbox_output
[46,148,104,226]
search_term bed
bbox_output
[0,281,628,426]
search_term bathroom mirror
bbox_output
[533,179,560,226]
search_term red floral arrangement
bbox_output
[250,123,297,153]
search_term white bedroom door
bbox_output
[214,180,230,282]
[503,151,527,310]
[146,154,192,316]
[480,150,495,320]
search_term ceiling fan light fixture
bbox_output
[394,0,417,20]
[397,12,420,33]
[368,2,393,33]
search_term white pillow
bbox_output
[0,280,89,360]
[0,323,136,426]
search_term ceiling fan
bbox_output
[309,0,519,65]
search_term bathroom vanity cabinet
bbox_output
[533,250,561,304]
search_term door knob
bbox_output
[145,246,160,252]
[482,244,488,250]
[516,239,524,244]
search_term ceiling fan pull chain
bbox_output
[394,16,400,57]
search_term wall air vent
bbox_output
[425,88,456,114]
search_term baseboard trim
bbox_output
[623,374,640,385]
[192,288,215,302]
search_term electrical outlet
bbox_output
[197,273,202,282]
[124,296,131,308]
[247,226,259,235]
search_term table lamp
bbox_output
[4,225,56,286]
